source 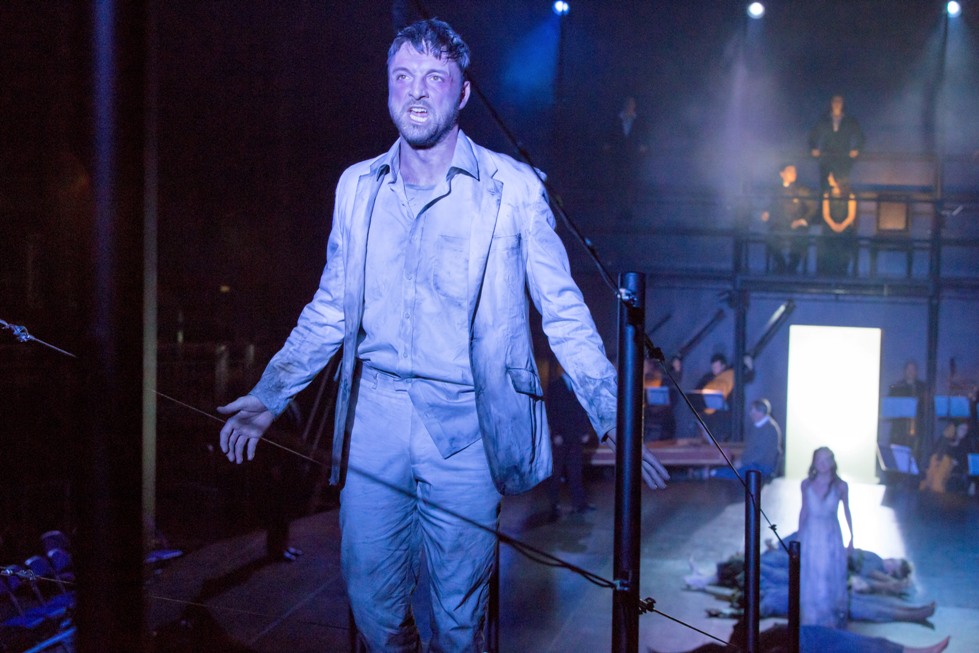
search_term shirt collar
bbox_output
[754,414,771,428]
[374,130,479,184]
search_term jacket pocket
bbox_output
[506,367,544,399]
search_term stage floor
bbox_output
[146,474,979,652]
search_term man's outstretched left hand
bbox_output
[603,430,670,489]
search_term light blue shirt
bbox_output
[357,135,482,456]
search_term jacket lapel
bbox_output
[467,141,503,324]
[344,157,390,338]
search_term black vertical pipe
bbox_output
[733,288,748,443]
[613,272,645,653]
[486,540,500,653]
[744,470,761,653]
[142,0,159,553]
[76,1,147,651]
[788,540,801,653]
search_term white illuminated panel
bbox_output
[786,325,880,484]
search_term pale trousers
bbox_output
[340,366,501,653]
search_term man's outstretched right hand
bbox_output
[218,395,274,464]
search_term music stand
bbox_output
[934,395,970,419]
[968,454,979,478]
[690,390,727,412]
[888,444,920,475]
[645,386,670,406]
[881,397,917,419]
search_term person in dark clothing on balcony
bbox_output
[809,94,864,191]
[761,163,817,274]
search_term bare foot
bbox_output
[904,635,950,653]
[899,600,936,622]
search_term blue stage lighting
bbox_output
[747,2,765,18]
[947,1,962,16]
[553,1,570,16]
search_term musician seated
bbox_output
[711,398,782,481]
[643,357,680,441]
[920,420,975,494]
[692,354,734,442]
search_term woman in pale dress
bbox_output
[799,446,853,628]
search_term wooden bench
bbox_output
[586,438,744,472]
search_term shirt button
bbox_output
[406,274,413,280]
[403,312,410,319]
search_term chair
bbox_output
[0,571,65,653]
[23,557,73,619]
[21,625,74,653]
[44,549,74,585]
[39,532,70,556]
[1,567,53,630]
[2,576,44,630]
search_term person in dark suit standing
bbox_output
[887,360,927,455]
[603,96,649,219]
[809,94,864,191]
[546,361,595,517]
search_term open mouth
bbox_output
[408,106,429,123]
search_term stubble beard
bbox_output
[390,100,460,150]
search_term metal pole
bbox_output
[744,470,761,653]
[788,540,801,653]
[612,272,645,653]
[77,1,147,650]
[733,289,748,443]
[141,0,159,554]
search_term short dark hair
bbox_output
[710,353,728,367]
[831,172,851,192]
[895,559,912,580]
[388,18,471,77]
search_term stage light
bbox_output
[947,1,962,16]
[747,2,765,18]
[553,1,569,15]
